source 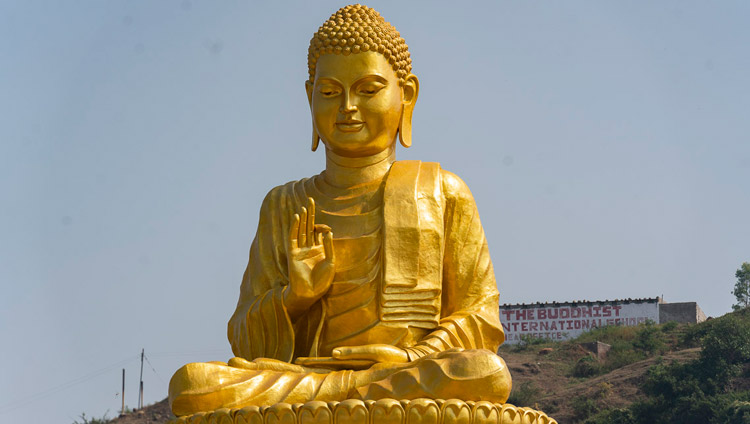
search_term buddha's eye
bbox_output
[319,85,341,97]
[357,82,385,96]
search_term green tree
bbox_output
[733,262,750,311]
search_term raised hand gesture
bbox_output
[283,197,335,319]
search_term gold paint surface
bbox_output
[168,4,553,422]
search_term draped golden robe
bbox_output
[169,161,510,416]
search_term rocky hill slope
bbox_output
[105,309,750,424]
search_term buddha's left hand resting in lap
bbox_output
[168,5,511,417]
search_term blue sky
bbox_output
[1,1,748,422]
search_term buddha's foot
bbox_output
[168,398,557,424]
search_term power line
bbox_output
[143,353,166,385]
[0,348,231,415]
[147,348,229,358]
[0,355,139,415]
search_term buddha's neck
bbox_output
[323,146,395,188]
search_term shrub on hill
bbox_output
[585,309,750,424]
[564,320,671,379]
[572,355,601,378]
[507,381,542,408]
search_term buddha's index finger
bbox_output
[313,224,332,233]
[306,197,315,248]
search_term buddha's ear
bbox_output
[398,74,419,148]
[305,80,320,152]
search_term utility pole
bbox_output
[139,348,144,410]
[121,368,125,415]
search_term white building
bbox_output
[499,297,705,344]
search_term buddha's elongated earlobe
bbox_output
[311,131,320,151]
[305,80,319,152]
[398,107,412,148]
[398,74,419,148]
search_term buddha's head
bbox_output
[306,4,419,158]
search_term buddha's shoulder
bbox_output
[439,167,476,203]
[259,177,316,206]
[390,160,475,203]
[394,160,471,199]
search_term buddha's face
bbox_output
[307,51,416,158]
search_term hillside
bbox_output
[108,399,173,424]
[103,309,750,424]
[501,307,750,423]
[504,345,701,421]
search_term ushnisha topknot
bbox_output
[307,4,412,85]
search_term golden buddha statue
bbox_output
[169,5,556,423]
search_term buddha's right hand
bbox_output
[284,197,335,319]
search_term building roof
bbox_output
[500,297,663,309]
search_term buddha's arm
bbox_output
[405,170,505,360]
[227,186,297,362]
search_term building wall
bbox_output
[659,302,707,324]
[499,299,661,344]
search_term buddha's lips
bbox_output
[336,121,365,132]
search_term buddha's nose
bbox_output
[340,104,358,113]
[340,93,357,114]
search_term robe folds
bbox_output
[169,161,510,416]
